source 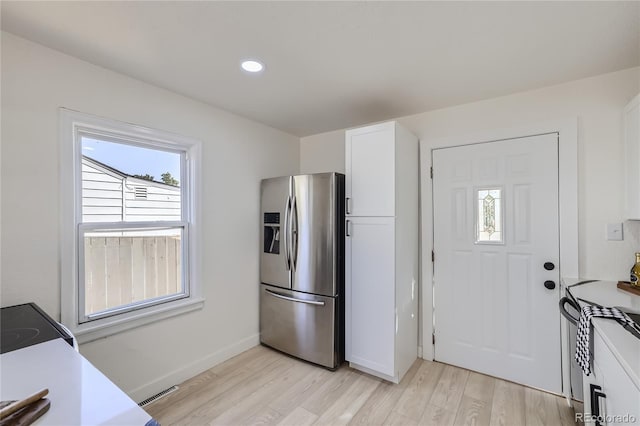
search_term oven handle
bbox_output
[590,384,606,426]
[559,296,581,325]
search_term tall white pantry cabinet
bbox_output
[344,121,419,383]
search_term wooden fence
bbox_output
[84,236,181,315]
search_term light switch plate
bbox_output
[606,223,623,241]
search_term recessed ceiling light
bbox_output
[241,60,264,73]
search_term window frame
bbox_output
[60,109,203,343]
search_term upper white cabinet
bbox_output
[345,122,396,217]
[624,94,640,220]
[345,121,419,383]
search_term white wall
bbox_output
[301,67,640,281]
[300,130,346,174]
[0,32,299,400]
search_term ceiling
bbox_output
[2,1,639,137]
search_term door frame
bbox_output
[419,118,578,397]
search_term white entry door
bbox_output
[433,133,561,393]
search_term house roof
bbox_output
[82,155,179,190]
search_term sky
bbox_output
[82,137,181,185]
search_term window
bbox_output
[60,109,202,342]
[475,187,504,244]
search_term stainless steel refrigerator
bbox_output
[260,173,345,369]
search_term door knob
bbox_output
[544,280,556,290]
[544,262,555,271]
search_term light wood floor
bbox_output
[145,345,576,426]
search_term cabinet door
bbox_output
[345,122,395,217]
[594,330,640,426]
[345,216,395,376]
[582,362,607,426]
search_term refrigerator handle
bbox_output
[291,196,299,270]
[283,196,291,271]
[346,197,351,215]
[265,289,325,306]
[346,220,351,237]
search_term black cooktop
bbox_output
[1,303,74,354]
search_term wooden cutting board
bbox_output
[0,399,50,426]
[618,280,640,296]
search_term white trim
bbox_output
[419,118,579,373]
[60,108,203,342]
[127,334,260,402]
[76,298,205,344]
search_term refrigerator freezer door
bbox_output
[291,173,341,297]
[260,284,338,368]
[260,176,292,289]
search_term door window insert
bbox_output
[475,187,504,244]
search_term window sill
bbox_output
[68,297,205,344]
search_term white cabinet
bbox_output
[345,122,396,217]
[624,94,640,220]
[346,217,396,376]
[345,121,419,383]
[582,328,640,425]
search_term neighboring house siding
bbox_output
[82,157,180,223]
[82,159,124,223]
[124,178,181,221]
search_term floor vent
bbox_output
[138,385,179,407]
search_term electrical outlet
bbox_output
[606,223,623,241]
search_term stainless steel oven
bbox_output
[560,290,583,406]
[559,280,601,417]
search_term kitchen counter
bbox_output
[565,279,640,391]
[0,338,152,425]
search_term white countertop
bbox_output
[563,277,640,312]
[565,279,640,391]
[0,338,152,426]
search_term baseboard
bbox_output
[421,342,434,361]
[349,361,399,384]
[126,333,260,403]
